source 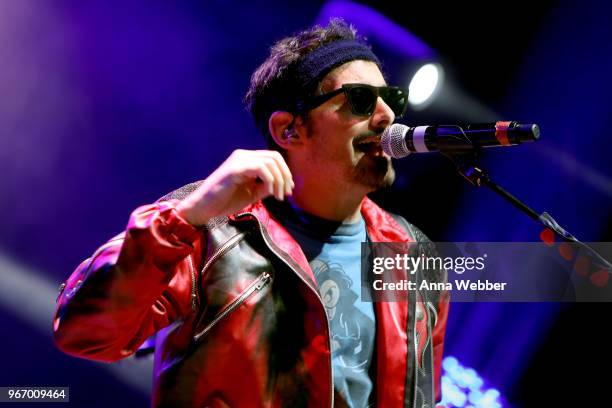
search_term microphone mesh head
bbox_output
[381,124,410,158]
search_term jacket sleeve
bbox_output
[52,200,202,362]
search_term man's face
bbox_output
[297,60,396,193]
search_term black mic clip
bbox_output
[441,145,484,187]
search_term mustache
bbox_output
[353,130,385,145]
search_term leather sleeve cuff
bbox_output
[155,200,201,246]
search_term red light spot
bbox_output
[573,256,590,277]
[590,270,609,288]
[540,228,555,246]
[558,243,574,261]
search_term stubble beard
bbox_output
[350,155,396,191]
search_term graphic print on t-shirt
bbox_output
[311,259,374,373]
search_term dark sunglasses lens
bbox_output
[347,86,378,116]
[381,88,408,116]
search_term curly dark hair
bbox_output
[244,18,370,150]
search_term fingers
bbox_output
[240,150,294,201]
[262,151,295,196]
[179,149,296,225]
[263,159,285,200]
[243,162,275,199]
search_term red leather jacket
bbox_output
[53,183,448,407]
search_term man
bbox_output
[53,19,448,407]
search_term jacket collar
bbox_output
[360,197,413,243]
[230,197,412,284]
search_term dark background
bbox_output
[1,0,610,406]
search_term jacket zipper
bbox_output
[187,255,197,311]
[193,271,271,342]
[186,230,247,313]
[235,212,334,408]
[201,231,247,273]
[191,232,247,327]
[190,231,247,314]
[192,231,248,335]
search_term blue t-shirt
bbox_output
[271,202,375,408]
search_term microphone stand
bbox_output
[444,150,612,271]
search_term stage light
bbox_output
[440,356,504,408]
[408,63,444,109]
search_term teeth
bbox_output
[357,139,379,145]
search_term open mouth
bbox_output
[354,135,383,154]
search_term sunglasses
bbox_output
[295,83,409,118]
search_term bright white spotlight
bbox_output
[408,63,444,109]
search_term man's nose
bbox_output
[370,96,395,129]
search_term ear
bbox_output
[269,111,304,150]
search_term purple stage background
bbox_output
[1,1,611,406]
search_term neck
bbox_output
[287,176,367,223]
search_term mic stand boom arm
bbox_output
[444,151,612,271]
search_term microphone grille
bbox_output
[381,124,410,158]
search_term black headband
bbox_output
[254,39,381,136]
[293,39,381,91]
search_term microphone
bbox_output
[381,121,540,158]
